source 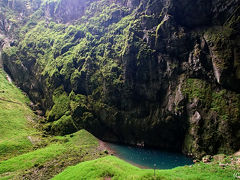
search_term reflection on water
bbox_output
[107,143,193,169]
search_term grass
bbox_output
[52,156,239,180]
[0,130,100,179]
[0,143,65,174]
[0,69,38,160]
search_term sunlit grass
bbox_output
[52,156,238,180]
[0,69,37,160]
[0,130,99,179]
[0,143,65,174]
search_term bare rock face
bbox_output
[0,14,8,34]
[204,9,240,92]
[172,0,212,27]
[44,0,98,23]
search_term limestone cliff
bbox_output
[1,0,240,158]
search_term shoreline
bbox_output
[98,140,115,155]
[98,140,150,169]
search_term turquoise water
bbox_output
[107,143,193,169]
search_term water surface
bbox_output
[107,143,193,169]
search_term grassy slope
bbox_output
[0,130,102,179]
[53,156,239,180]
[0,69,38,160]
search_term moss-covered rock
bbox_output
[204,7,240,91]
[51,115,77,135]
[182,78,240,158]
[47,87,70,122]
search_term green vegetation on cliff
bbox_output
[183,78,240,157]
[1,0,240,179]
[2,0,140,141]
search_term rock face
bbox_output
[44,0,97,23]
[1,0,240,158]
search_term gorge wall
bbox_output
[1,0,240,159]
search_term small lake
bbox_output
[107,143,193,169]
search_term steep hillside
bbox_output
[1,0,240,159]
[0,69,38,160]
